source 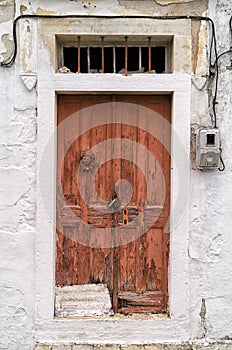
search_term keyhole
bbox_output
[123,208,128,225]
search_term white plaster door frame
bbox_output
[35,17,191,344]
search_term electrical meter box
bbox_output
[196,129,220,170]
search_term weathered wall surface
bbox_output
[0,2,36,350]
[189,0,232,340]
[0,0,232,349]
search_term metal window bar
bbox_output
[148,37,151,73]
[113,46,116,73]
[77,36,81,73]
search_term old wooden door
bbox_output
[56,94,171,314]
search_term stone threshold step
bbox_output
[35,341,232,350]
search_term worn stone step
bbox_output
[34,341,232,350]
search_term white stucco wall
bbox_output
[0,55,36,350]
[0,0,232,349]
[189,0,232,340]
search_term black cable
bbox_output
[215,49,232,63]
[212,62,218,129]
[211,16,232,130]
[230,16,232,39]
[0,14,217,67]
[0,13,228,171]
[211,15,232,171]
[209,17,217,68]
[214,14,232,66]
[210,23,218,129]
[218,154,225,172]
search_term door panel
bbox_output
[56,94,171,313]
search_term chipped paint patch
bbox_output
[155,0,194,4]
[35,7,56,15]
[20,4,27,14]
[0,32,13,61]
[19,19,37,73]
[195,19,208,76]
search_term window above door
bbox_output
[57,35,173,74]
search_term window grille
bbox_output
[58,36,172,75]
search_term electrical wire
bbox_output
[211,16,232,129]
[215,49,232,63]
[230,16,232,39]
[213,14,232,66]
[212,15,232,171]
[0,14,218,67]
[0,13,230,172]
[207,17,218,129]
[218,153,225,172]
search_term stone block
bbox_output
[55,284,113,317]
[34,345,51,350]
[51,345,72,350]
[93,346,121,350]
[120,345,144,350]
[73,345,93,350]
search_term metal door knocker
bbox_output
[79,151,95,171]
